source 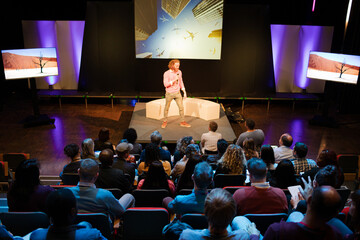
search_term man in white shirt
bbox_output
[273,133,293,163]
[201,121,222,154]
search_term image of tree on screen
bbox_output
[32,52,49,73]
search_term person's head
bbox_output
[316,149,338,168]
[168,59,180,71]
[185,143,201,159]
[145,143,160,167]
[115,142,133,158]
[46,188,77,226]
[78,158,99,183]
[192,161,213,189]
[260,144,275,167]
[245,118,255,130]
[247,158,267,182]
[177,154,202,191]
[293,142,308,158]
[98,128,110,142]
[243,138,256,151]
[179,136,194,154]
[349,190,360,231]
[64,143,80,160]
[142,160,169,191]
[273,159,297,189]
[314,165,339,188]
[99,149,114,167]
[123,128,138,144]
[217,139,229,156]
[308,186,341,222]
[81,138,95,158]
[279,133,293,147]
[14,158,40,187]
[205,188,236,234]
[209,121,218,132]
[150,130,162,146]
[221,144,246,175]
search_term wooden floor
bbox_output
[1,95,360,176]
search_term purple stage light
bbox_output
[270,25,287,86]
[69,21,85,82]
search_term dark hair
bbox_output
[245,118,255,130]
[79,158,99,181]
[316,149,338,168]
[176,155,202,192]
[64,144,80,159]
[145,143,160,168]
[310,186,341,221]
[99,149,114,167]
[185,144,200,159]
[193,161,213,189]
[281,133,293,147]
[217,139,228,155]
[243,138,258,160]
[46,188,77,226]
[350,190,360,231]
[98,128,110,142]
[315,165,339,188]
[123,128,138,144]
[8,159,40,200]
[180,136,193,155]
[150,131,162,145]
[142,161,170,192]
[205,188,236,232]
[209,121,218,132]
[247,158,267,180]
[294,142,308,158]
[260,145,275,167]
[270,159,297,189]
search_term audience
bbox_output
[173,136,194,165]
[215,144,246,176]
[122,128,142,155]
[243,138,259,160]
[201,121,222,154]
[176,154,203,193]
[137,143,171,177]
[7,159,54,212]
[235,118,264,151]
[95,149,131,193]
[233,158,288,215]
[260,144,276,171]
[206,138,229,164]
[29,188,106,240]
[273,133,293,163]
[269,159,298,189]
[68,158,135,220]
[81,138,97,161]
[139,131,171,164]
[137,160,175,196]
[171,144,201,181]
[291,142,317,175]
[94,127,114,154]
[60,143,82,179]
[112,142,136,183]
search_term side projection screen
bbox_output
[134,0,224,59]
[307,51,360,85]
[1,48,58,80]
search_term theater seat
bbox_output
[132,189,170,207]
[214,174,246,188]
[74,213,113,240]
[244,213,288,235]
[181,213,208,229]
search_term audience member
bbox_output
[180,188,260,240]
[264,185,343,240]
[171,144,201,180]
[94,127,114,154]
[60,143,82,180]
[29,188,106,240]
[215,144,246,176]
[176,154,203,193]
[206,138,229,164]
[81,138,97,160]
[137,160,175,196]
[68,159,135,220]
[139,131,171,164]
[269,159,298,189]
[260,144,276,171]
[243,138,259,160]
[95,149,131,193]
[7,159,54,212]
[137,143,171,177]
[201,121,222,154]
[122,128,142,155]
[112,142,136,182]
[235,118,264,150]
[233,158,288,215]
[173,136,194,165]
[291,142,317,174]
[345,189,360,239]
[273,133,293,163]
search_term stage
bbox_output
[128,102,236,143]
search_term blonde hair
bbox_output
[221,144,246,174]
[168,59,180,70]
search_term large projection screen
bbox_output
[134,0,224,59]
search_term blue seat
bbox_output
[74,213,113,240]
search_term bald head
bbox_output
[280,133,293,147]
[99,149,114,167]
[309,186,341,221]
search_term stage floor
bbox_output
[129,103,236,143]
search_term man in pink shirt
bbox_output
[162,59,191,128]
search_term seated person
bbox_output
[180,188,260,240]
[201,121,222,154]
[7,159,54,212]
[176,155,203,193]
[68,158,135,220]
[273,133,293,163]
[291,142,317,175]
[137,161,175,196]
[139,131,171,164]
[60,143,82,180]
[29,188,106,240]
[171,144,201,181]
[112,142,136,183]
[122,128,142,155]
[81,138,97,161]
[137,143,171,177]
[94,127,114,154]
[269,159,299,189]
[243,138,259,161]
[206,139,228,164]
[233,158,288,215]
[215,144,246,176]
[173,136,194,165]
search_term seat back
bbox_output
[132,189,169,207]
[244,213,288,235]
[177,189,193,196]
[337,188,351,210]
[223,186,249,195]
[181,213,208,229]
[105,188,124,199]
[61,173,80,185]
[337,154,359,180]
[74,213,113,239]
[123,207,169,240]
[2,153,30,172]
[214,174,245,188]
[0,212,50,236]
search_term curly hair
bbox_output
[180,136,193,155]
[221,144,246,174]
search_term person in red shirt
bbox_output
[161,59,191,128]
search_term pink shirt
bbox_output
[163,69,185,93]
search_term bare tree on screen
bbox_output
[32,52,49,73]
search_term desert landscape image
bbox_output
[2,52,57,70]
[308,54,360,75]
